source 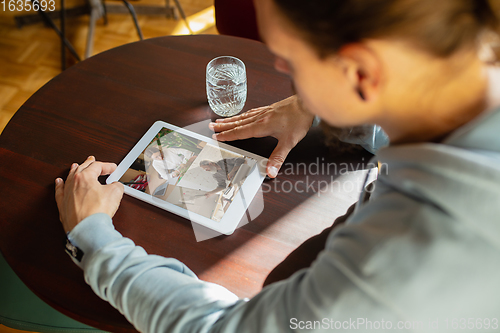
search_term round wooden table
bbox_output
[0,35,372,332]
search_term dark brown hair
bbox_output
[272,0,499,57]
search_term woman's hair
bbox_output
[272,0,499,57]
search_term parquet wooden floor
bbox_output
[0,0,216,134]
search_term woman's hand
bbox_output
[55,156,124,233]
[209,95,315,178]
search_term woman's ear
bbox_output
[336,43,382,102]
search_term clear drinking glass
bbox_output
[206,56,247,117]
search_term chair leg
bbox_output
[172,0,193,34]
[31,0,81,64]
[122,0,144,40]
[102,1,108,25]
[85,7,99,58]
[165,0,176,19]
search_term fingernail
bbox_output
[208,122,216,130]
[72,163,78,169]
[268,166,278,178]
[88,155,94,160]
[212,133,218,140]
[216,119,224,122]
[55,178,62,184]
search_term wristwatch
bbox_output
[65,234,84,262]
[311,115,321,127]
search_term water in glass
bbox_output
[206,58,247,117]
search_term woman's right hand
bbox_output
[209,95,315,178]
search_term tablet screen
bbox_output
[117,125,259,224]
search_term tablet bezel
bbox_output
[107,121,267,235]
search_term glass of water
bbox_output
[206,56,247,117]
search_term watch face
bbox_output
[65,238,84,262]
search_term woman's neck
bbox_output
[378,46,490,144]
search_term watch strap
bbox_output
[65,236,84,262]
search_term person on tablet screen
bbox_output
[199,157,246,198]
[144,146,197,179]
[55,0,500,331]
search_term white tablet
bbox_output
[107,121,267,235]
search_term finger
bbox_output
[214,107,266,123]
[68,162,79,179]
[105,182,124,217]
[108,181,124,199]
[110,180,124,193]
[82,161,118,178]
[214,107,267,123]
[266,140,295,178]
[77,156,96,173]
[213,121,270,142]
[54,178,65,221]
[210,113,261,133]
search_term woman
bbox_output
[144,146,197,179]
[55,0,500,331]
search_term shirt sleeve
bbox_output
[169,147,195,163]
[226,158,245,173]
[213,172,227,189]
[67,210,407,333]
[68,214,241,332]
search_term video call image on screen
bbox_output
[119,127,257,222]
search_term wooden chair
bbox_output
[85,0,143,59]
[214,0,260,41]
